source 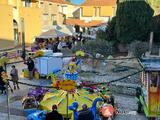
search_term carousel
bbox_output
[23,52,116,120]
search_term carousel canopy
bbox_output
[38,29,69,39]
[39,89,101,118]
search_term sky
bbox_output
[70,0,86,5]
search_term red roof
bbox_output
[45,0,116,6]
[81,0,116,6]
[65,18,106,27]
[46,0,71,4]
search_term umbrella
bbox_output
[101,104,114,117]
[39,89,101,119]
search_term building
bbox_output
[0,0,42,44]
[66,0,117,32]
[41,0,116,34]
[39,0,77,30]
[0,0,117,44]
[0,0,14,43]
[79,0,116,22]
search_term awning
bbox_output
[56,25,75,36]
[38,29,69,39]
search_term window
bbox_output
[150,72,158,87]
[51,14,56,21]
[94,7,100,17]
[61,5,67,14]
[43,13,49,21]
[94,7,97,16]
[24,0,32,7]
[51,14,57,25]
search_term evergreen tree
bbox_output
[116,0,154,43]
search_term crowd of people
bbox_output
[31,33,86,52]
[0,56,36,94]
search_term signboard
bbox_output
[59,80,76,92]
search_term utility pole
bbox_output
[149,31,154,54]
[6,83,10,120]
[21,17,26,60]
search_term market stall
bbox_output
[35,50,63,76]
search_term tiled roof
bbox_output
[81,0,117,6]
[46,0,71,4]
[65,18,106,27]
[45,0,116,6]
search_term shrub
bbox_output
[129,41,149,58]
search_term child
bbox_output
[0,65,6,94]
[10,65,19,90]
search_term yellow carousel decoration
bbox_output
[75,50,85,57]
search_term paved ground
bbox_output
[114,94,147,120]
[0,40,15,50]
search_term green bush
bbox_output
[72,40,115,56]
[129,41,149,58]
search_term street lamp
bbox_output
[21,17,26,60]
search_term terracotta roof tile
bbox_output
[65,18,106,27]
[45,0,71,4]
[81,0,116,6]
[45,0,116,6]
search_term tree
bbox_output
[106,17,117,43]
[116,0,154,44]
[152,15,160,42]
[72,40,115,57]
[96,29,107,40]
[83,40,115,56]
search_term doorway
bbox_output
[13,19,19,45]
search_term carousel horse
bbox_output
[69,98,103,120]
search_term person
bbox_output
[25,57,35,80]
[72,36,76,45]
[57,41,62,52]
[10,65,19,90]
[109,95,115,107]
[78,104,94,120]
[66,39,72,49]
[0,65,6,94]
[46,104,63,120]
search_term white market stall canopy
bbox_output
[55,25,75,36]
[38,29,69,39]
